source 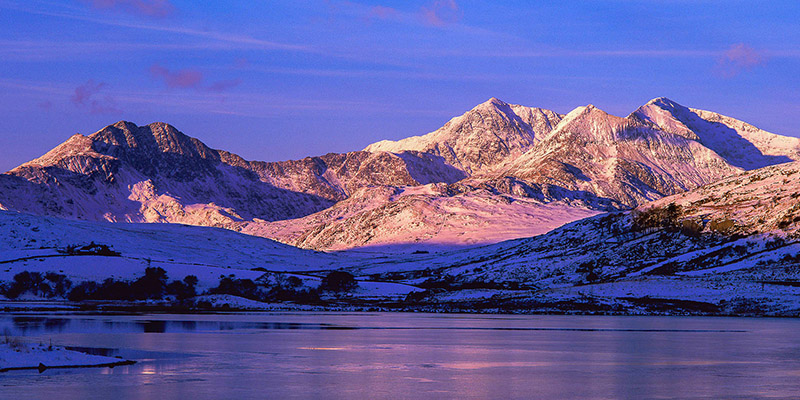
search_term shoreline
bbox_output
[0,359,136,373]
[2,298,798,318]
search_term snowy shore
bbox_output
[0,341,134,372]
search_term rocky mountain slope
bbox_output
[493,103,741,207]
[0,121,463,225]
[366,97,800,209]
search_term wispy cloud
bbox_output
[420,0,462,27]
[0,77,458,119]
[80,0,175,18]
[715,43,766,78]
[150,64,204,89]
[71,80,122,114]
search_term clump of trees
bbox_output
[0,272,72,299]
[1,268,354,305]
[67,267,198,301]
[632,203,684,232]
[632,203,704,236]
[207,274,321,303]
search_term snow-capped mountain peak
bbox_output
[631,98,800,169]
[365,98,563,174]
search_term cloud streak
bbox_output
[81,0,175,18]
[4,2,310,52]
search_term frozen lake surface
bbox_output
[2,312,800,399]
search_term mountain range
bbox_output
[1,97,799,252]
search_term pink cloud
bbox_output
[367,5,400,21]
[234,57,249,69]
[71,80,122,114]
[38,100,53,110]
[82,0,175,18]
[716,43,766,78]
[420,0,462,26]
[71,80,105,106]
[150,64,204,88]
[207,79,242,92]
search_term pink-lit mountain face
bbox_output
[2,97,799,251]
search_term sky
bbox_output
[1,0,799,172]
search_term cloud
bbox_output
[420,0,462,26]
[207,79,242,92]
[716,43,766,77]
[38,100,53,110]
[150,64,204,88]
[366,5,400,21]
[234,57,249,69]
[82,0,175,18]
[71,80,106,105]
[71,80,122,114]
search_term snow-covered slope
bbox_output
[631,97,800,169]
[0,210,345,290]
[241,184,601,251]
[365,98,563,174]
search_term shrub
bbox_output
[709,218,736,233]
[632,203,683,232]
[320,271,358,292]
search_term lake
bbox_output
[1,312,800,399]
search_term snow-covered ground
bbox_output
[0,341,132,372]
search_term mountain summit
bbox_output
[365,98,563,174]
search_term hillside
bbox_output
[344,161,800,315]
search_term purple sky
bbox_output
[1,0,799,172]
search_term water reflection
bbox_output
[2,313,799,400]
[11,316,70,333]
[2,316,366,335]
